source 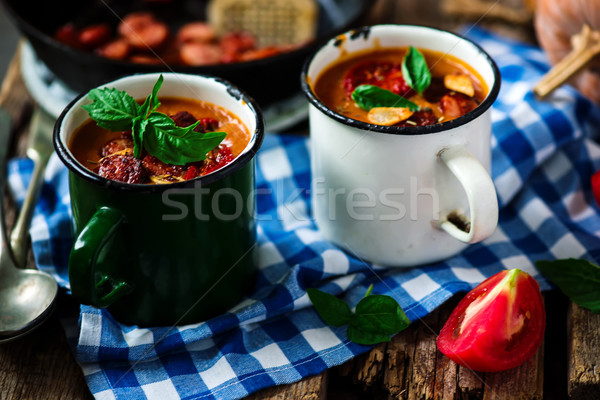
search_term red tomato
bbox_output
[592,169,600,207]
[437,269,545,372]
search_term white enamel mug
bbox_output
[301,25,501,267]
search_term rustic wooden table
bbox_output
[0,0,599,399]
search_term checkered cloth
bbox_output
[8,27,600,399]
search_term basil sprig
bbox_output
[82,75,226,165]
[351,85,419,111]
[402,46,431,95]
[350,46,431,112]
[307,285,411,345]
[535,259,600,313]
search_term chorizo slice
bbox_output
[169,111,198,127]
[177,22,216,44]
[96,154,147,184]
[54,23,81,49]
[119,12,170,50]
[180,43,223,66]
[142,155,186,177]
[101,138,134,158]
[79,24,112,49]
[96,39,131,60]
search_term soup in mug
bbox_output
[312,47,489,127]
[70,96,251,184]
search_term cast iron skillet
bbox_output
[1,0,371,106]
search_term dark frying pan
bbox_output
[1,0,371,106]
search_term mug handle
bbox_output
[438,145,498,243]
[69,207,132,308]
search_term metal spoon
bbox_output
[0,107,58,342]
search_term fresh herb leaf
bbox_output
[82,87,140,131]
[148,74,163,113]
[352,85,419,111]
[535,258,600,313]
[402,46,431,95]
[131,116,147,158]
[308,286,410,345]
[307,288,353,327]
[351,294,411,336]
[144,112,226,165]
[347,326,391,345]
[82,75,226,166]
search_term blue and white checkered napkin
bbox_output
[8,27,600,399]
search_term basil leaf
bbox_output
[402,46,431,95]
[307,288,353,327]
[147,112,201,137]
[131,116,147,158]
[347,325,391,345]
[535,259,600,313]
[144,112,226,165]
[352,85,419,111]
[149,74,163,113]
[351,294,411,335]
[82,87,140,131]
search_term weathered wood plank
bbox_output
[458,367,485,400]
[482,343,544,400]
[352,342,387,388]
[567,302,600,400]
[246,371,328,400]
[381,305,442,400]
[383,321,416,399]
[406,312,439,400]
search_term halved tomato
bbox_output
[437,269,545,372]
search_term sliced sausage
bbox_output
[119,12,170,50]
[96,154,146,184]
[170,111,198,127]
[177,22,216,44]
[219,31,256,62]
[54,23,81,49]
[101,138,134,158]
[180,43,223,66]
[142,155,185,177]
[96,39,131,60]
[79,24,112,49]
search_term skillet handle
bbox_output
[69,207,132,308]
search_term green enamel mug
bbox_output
[53,72,264,327]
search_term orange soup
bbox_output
[70,96,250,184]
[313,47,489,127]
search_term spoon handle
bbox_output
[0,109,14,269]
[9,108,54,268]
